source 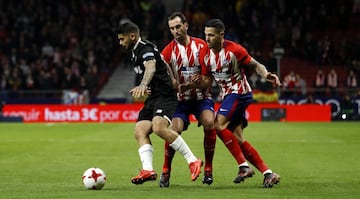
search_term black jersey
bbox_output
[131,39,176,97]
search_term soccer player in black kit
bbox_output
[116,21,203,185]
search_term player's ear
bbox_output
[184,22,189,30]
[219,31,225,37]
[129,32,137,41]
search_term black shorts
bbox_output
[137,95,178,123]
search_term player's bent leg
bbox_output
[154,116,204,182]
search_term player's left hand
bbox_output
[178,83,192,92]
[266,73,281,87]
[130,85,147,98]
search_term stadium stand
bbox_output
[0,0,359,104]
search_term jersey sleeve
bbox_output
[139,45,156,62]
[233,43,252,65]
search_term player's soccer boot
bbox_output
[202,169,213,185]
[233,166,255,184]
[131,169,157,185]
[189,159,203,181]
[159,169,170,188]
[263,172,280,188]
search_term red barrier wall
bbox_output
[2,104,331,123]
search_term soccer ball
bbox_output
[82,167,107,190]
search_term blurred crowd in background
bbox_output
[0,0,359,100]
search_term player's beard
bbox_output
[207,41,213,49]
[208,38,221,51]
[128,43,135,50]
[175,34,185,43]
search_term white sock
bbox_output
[169,136,197,164]
[239,162,250,168]
[138,144,153,171]
[263,169,273,176]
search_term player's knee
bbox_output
[200,114,215,129]
[152,122,166,135]
[200,114,213,127]
[152,116,168,132]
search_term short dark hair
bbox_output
[168,12,187,23]
[205,19,225,33]
[116,21,140,35]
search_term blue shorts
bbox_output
[217,93,253,130]
[173,98,214,131]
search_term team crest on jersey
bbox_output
[221,59,230,66]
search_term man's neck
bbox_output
[177,35,190,46]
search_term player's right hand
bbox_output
[266,73,281,87]
[190,74,201,84]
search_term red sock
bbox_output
[240,141,269,173]
[217,128,246,165]
[162,141,175,172]
[204,128,216,171]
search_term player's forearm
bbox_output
[140,60,156,86]
[250,58,281,86]
[253,60,270,79]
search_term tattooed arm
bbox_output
[130,59,156,98]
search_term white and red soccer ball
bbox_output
[82,167,107,190]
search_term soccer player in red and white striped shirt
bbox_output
[159,12,217,187]
[197,18,281,188]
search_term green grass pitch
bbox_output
[1,122,360,199]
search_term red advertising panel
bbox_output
[2,104,331,123]
[246,104,331,122]
[2,104,143,123]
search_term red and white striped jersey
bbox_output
[162,37,211,101]
[200,40,252,99]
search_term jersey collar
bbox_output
[133,37,142,50]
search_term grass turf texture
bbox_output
[1,122,360,199]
